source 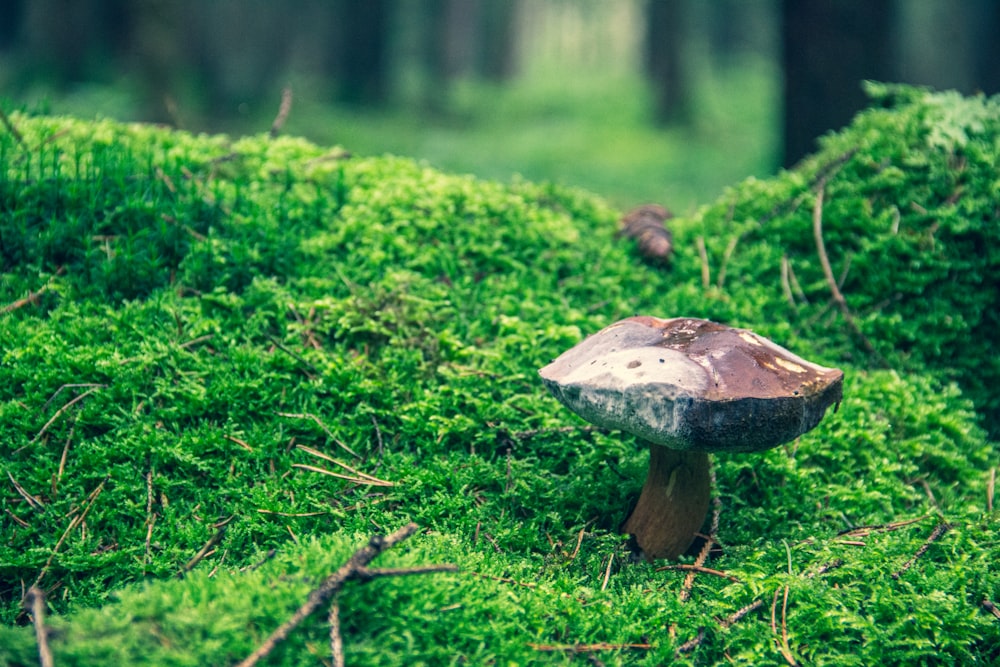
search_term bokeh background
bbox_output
[2,0,998,210]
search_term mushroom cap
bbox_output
[539,316,844,452]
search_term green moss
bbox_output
[1,87,998,665]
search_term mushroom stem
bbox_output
[622,442,711,561]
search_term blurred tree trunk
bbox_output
[972,1,1000,94]
[644,0,689,125]
[330,0,392,106]
[475,0,518,81]
[781,0,895,167]
[0,0,25,50]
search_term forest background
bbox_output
[3,0,1000,211]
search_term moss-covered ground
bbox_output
[1,85,998,665]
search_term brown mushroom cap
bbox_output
[539,316,844,452]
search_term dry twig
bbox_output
[270,87,294,138]
[0,106,24,145]
[811,181,883,363]
[24,586,54,667]
[278,412,360,458]
[695,236,711,289]
[30,384,104,445]
[237,522,456,667]
[987,467,995,513]
[2,266,66,313]
[177,518,232,577]
[657,564,740,584]
[891,522,951,579]
[530,642,653,653]
[32,478,107,589]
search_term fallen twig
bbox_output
[7,472,46,511]
[838,515,930,539]
[657,564,740,584]
[677,464,724,602]
[771,585,797,665]
[812,181,884,364]
[0,106,25,145]
[32,478,107,589]
[987,467,995,513]
[177,518,232,578]
[24,586,54,667]
[236,522,456,667]
[695,236,711,289]
[530,642,653,653]
[2,266,65,313]
[891,522,951,579]
[30,384,104,445]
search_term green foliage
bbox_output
[1,87,998,666]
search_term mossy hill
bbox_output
[1,85,998,665]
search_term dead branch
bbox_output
[24,586,54,667]
[236,522,456,667]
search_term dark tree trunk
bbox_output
[330,0,392,106]
[781,0,895,167]
[0,0,25,50]
[644,0,688,125]
[475,0,518,81]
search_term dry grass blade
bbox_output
[811,180,883,363]
[529,642,654,653]
[30,385,104,445]
[270,86,293,138]
[177,521,230,578]
[32,478,107,589]
[2,266,65,313]
[291,463,394,487]
[7,472,46,510]
[987,467,995,513]
[296,444,391,484]
[657,564,741,583]
[838,514,930,539]
[771,585,797,665]
[278,412,361,458]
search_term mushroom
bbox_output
[539,316,844,560]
